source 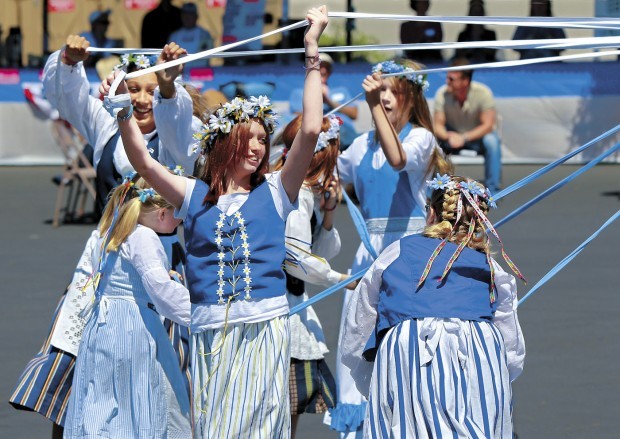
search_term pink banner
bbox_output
[0,69,20,85]
[124,0,159,10]
[206,0,227,7]
[48,0,75,12]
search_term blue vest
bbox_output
[184,179,287,305]
[363,234,497,360]
[354,123,424,220]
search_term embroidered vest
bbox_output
[363,234,498,360]
[354,123,424,220]
[184,179,287,305]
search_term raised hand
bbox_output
[156,42,187,85]
[63,35,90,65]
[99,70,128,98]
[362,72,383,108]
[304,6,328,47]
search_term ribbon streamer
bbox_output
[519,209,620,306]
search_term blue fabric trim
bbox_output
[329,402,368,433]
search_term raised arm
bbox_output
[363,73,407,170]
[280,6,328,202]
[99,71,186,209]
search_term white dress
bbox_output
[285,186,342,360]
[63,226,192,439]
[340,240,525,438]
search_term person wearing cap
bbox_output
[169,3,213,68]
[289,53,359,149]
[79,9,117,67]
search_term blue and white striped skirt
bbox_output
[192,315,291,438]
[366,319,513,439]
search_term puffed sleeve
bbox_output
[337,134,364,185]
[128,227,191,326]
[312,211,341,261]
[491,261,525,382]
[153,83,201,172]
[401,128,439,174]
[284,189,342,286]
[340,240,401,397]
[42,50,116,162]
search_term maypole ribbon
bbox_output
[495,141,620,229]
[519,209,620,306]
[125,19,308,79]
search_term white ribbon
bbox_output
[86,47,161,55]
[102,70,132,118]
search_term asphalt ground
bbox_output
[1,163,619,438]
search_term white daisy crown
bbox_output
[194,96,278,153]
[315,115,343,154]
[114,54,157,72]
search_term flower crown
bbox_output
[194,96,278,153]
[372,60,430,92]
[315,115,343,153]
[427,173,497,209]
[114,54,157,72]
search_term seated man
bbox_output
[433,58,502,193]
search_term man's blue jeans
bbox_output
[440,131,502,193]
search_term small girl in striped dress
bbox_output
[340,175,526,438]
[62,175,192,439]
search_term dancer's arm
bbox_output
[99,72,186,209]
[363,72,407,170]
[491,261,525,382]
[280,6,328,202]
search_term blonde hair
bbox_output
[98,175,174,253]
[423,176,491,254]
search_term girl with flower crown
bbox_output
[340,175,525,438]
[274,114,354,437]
[10,38,198,439]
[100,6,329,437]
[62,174,192,438]
[331,58,453,437]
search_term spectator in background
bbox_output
[169,3,213,67]
[400,0,443,63]
[289,54,358,149]
[434,58,502,193]
[141,0,182,49]
[455,0,497,63]
[80,9,117,67]
[513,0,566,60]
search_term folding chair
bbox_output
[51,120,96,227]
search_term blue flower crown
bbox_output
[427,173,497,209]
[194,96,278,153]
[372,60,430,92]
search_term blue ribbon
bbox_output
[341,189,378,260]
[519,209,620,306]
[494,124,620,201]
[495,141,620,229]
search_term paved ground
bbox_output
[1,163,619,438]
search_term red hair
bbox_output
[200,119,271,204]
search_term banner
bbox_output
[48,0,75,12]
[124,0,159,9]
[222,0,266,50]
[206,0,227,7]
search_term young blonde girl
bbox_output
[332,58,452,437]
[100,7,329,437]
[63,175,192,439]
[340,175,525,438]
[276,114,352,437]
